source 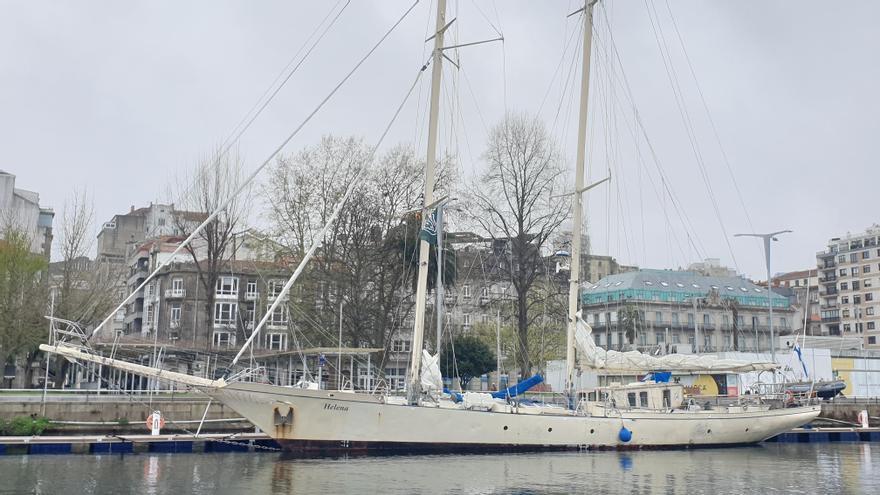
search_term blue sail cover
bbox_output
[445,374,544,402]
[491,374,543,399]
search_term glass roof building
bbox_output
[580,269,793,354]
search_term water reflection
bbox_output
[0,444,878,494]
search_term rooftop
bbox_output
[582,269,789,309]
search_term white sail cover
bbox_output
[420,350,443,393]
[573,313,778,373]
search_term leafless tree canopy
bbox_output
[54,188,120,327]
[265,136,454,367]
[174,148,250,348]
[468,113,569,377]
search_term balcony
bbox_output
[819,275,837,283]
[165,288,186,299]
[245,291,259,301]
[267,293,288,302]
[169,320,180,329]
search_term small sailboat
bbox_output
[41,0,819,453]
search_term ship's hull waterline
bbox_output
[208,381,821,454]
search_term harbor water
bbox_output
[1,443,878,494]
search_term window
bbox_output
[627,393,637,407]
[594,333,602,345]
[172,278,183,292]
[868,322,876,330]
[169,303,181,326]
[246,280,258,297]
[844,324,851,332]
[268,280,285,298]
[672,313,680,325]
[655,312,662,323]
[722,315,730,328]
[851,253,859,263]
[638,333,647,345]
[391,339,411,352]
[867,293,874,302]
[865,265,872,274]
[703,314,710,326]
[266,332,288,351]
[216,277,238,296]
[639,391,649,407]
[853,281,861,291]
[145,303,155,327]
[704,334,712,348]
[867,280,874,288]
[687,313,695,326]
[267,304,288,326]
[843,296,850,304]
[838,255,846,263]
[841,282,849,291]
[867,307,875,316]
[852,267,860,276]
[869,336,877,345]
[655,332,665,343]
[864,251,871,259]
[481,314,491,325]
[462,285,471,298]
[723,334,732,347]
[843,309,851,318]
[462,313,471,327]
[672,333,681,344]
[214,302,237,325]
[212,331,235,348]
[737,315,745,327]
[854,295,862,304]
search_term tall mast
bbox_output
[408,0,447,403]
[565,0,596,399]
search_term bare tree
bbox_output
[265,137,455,369]
[54,188,119,327]
[468,113,569,378]
[174,149,249,349]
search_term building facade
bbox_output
[581,269,794,354]
[771,269,821,336]
[0,170,53,257]
[816,225,880,348]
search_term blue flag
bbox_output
[793,344,808,378]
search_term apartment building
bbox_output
[816,224,880,348]
[0,170,53,257]
[771,269,821,336]
[581,269,794,353]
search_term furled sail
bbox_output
[420,350,443,394]
[573,313,778,373]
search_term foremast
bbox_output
[408,0,447,404]
[565,0,598,400]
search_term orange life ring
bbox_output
[146,414,166,430]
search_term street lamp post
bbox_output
[735,230,792,384]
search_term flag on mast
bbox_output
[419,208,438,245]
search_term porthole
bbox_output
[503,425,508,431]
[590,429,595,434]
[745,428,749,432]
[707,429,712,434]
[548,427,553,432]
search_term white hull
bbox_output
[208,382,820,453]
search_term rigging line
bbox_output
[642,0,739,270]
[92,0,422,339]
[592,20,707,261]
[662,0,761,258]
[221,0,351,152]
[233,60,429,366]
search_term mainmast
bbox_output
[565,0,597,399]
[408,0,447,403]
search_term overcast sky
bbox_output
[2,1,878,280]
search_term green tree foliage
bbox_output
[441,335,496,389]
[0,230,48,369]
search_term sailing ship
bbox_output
[41,0,820,453]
